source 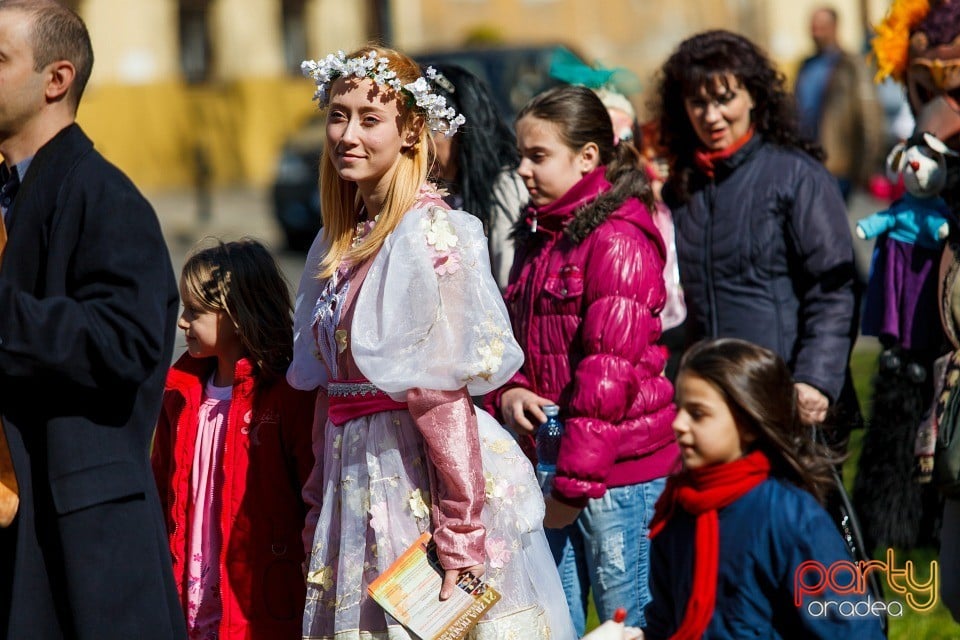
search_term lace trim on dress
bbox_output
[312,272,349,380]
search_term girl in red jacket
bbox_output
[486,84,680,634]
[152,239,315,640]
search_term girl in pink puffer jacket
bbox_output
[485,84,680,635]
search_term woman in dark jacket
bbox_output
[652,30,858,431]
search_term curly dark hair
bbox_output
[428,63,520,230]
[678,338,841,504]
[651,30,823,202]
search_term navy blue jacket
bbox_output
[644,478,886,639]
[667,136,856,402]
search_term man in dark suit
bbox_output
[0,1,186,638]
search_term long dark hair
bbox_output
[429,63,519,230]
[516,84,654,217]
[653,30,823,202]
[180,239,293,383]
[678,338,839,504]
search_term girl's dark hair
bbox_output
[652,30,823,202]
[180,239,293,383]
[516,84,654,213]
[429,63,519,230]
[678,338,839,504]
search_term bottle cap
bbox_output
[543,404,560,417]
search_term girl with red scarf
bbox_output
[644,338,885,639]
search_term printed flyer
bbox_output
[368,532,500,640]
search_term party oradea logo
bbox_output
[794,549,938,618]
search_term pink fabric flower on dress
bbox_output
[485,536,512,569]
[432,249,461,276]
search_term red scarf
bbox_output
[648,450,771,640]
[692,126,755,178]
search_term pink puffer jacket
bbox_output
[486,167,679,508]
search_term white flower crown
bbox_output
[301,50,466,137]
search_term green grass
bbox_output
[582,338,960,637]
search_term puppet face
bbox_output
[907,33,960,146]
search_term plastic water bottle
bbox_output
[535,405,563,494]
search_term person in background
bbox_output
[644,338,885,639]
[594,88,686,380]
[152,239,315,640]
[428,63,526,290]
[794,6,884,201]
[654,28,859,438]
[594,87,640,147]
[292,44,575,639]
[0,1,185,637]
[486,84,679,634]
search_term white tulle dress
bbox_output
[289,194,576,640]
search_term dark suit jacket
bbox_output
[0,124,186,639]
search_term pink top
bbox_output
[186,377,231,640]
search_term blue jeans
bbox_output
[546,478,665,635]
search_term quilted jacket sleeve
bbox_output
[787,169,856,402]
[552,224,674,506]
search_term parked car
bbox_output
[271,43,584,251]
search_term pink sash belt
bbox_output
[326,380,408,426]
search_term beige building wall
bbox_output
[402,0,741,78]
[307,0,370,55]
[69,0,901,190]
[210,0,284,78]
[82,0,180,84]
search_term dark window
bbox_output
[282,0,308,75]
[179,0,211,84]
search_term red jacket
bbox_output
[486,167,679,507]
[152,354,315,639]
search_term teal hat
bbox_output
[548,47,641,94]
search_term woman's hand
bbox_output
[795,382,828,425]
[439,564,485,601]
[500,387,553,434]
[543,494,582,529]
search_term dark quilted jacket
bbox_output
[666,134,857,402]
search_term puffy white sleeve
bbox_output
[287,230,330,391]
[352,205,523,399]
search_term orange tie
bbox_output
[0,209,20,527]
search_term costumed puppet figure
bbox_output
[858,132,954,351]
[854,0,960,552]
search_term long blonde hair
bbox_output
[317,44,430,279]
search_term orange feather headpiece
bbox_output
[872,0,931,83]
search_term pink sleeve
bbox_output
[406,388,485,570]
[301,390,328,556]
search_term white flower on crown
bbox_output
[301,51,465,137]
